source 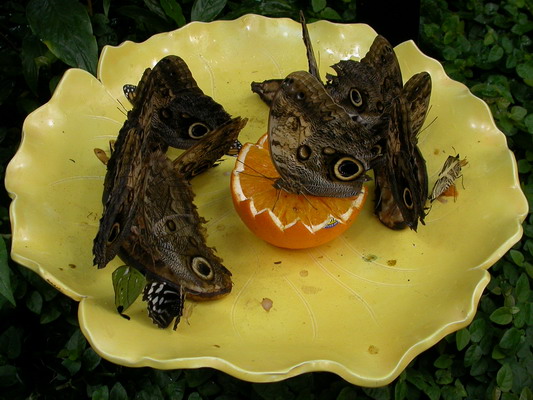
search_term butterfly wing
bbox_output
[93,121,146,268]
[119,150,233,299]
[402,72,432,138]
[269,71,377,197]
[172,117,247,179]
[429,155,467,202]
[325,35,403,131]
[122,55,235,150]
[375,96,427,230]
[143,281,185,330]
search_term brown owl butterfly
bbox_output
[268,70,378,197]
[123,59,242,156]
[93,55,246,328]
[373,72,432,231]
[119,150,234,330]
[95,120,244,329]
[324,37,402,140]
[251,14,379,198]
[93,55,245,270]
[324,36,431,230]
[123,55,235,149]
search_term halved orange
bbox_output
[230,134,367,249]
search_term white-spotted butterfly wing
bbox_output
[143,281,185,330]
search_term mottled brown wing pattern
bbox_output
[374,96,427,231]
[118,150,233,329]
[373,72,432,230]
[93,55,245,329]
[268,71,377,197]
[173,117,248,180]
[325,35,403,132]
[122,55,235,151]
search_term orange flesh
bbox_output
[231,134,367,249]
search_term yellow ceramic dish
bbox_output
[6,15,528,387]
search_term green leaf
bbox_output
[524,114,533,133]
[0,238,15,306]
[112,266,145,312]
[515,273,530,302]
[434,354,453,369]
[496,363,513,392]
[26,290,43,314]
[336,386,358,400]
[362,387,390,400]
[40,304,62,324]
[311,0,326,13]
[469,319,487,342]
[492,344,506,359]
[103,0,111,17]
[163,381,186,400]
[319,7,342,20]
[470,358,489,376]
[520,387,533,400]
[491,307,514,325]
[512,21,533,35]
[513,303,528,328]
[21,34,48,94]
[510,249,524,266]
[110,383,128,400]
[510,106,527,121]
[517,61,533,85]
[441,383,465,400]
[0,326,22,359]
[443,47,459,60]
[160,0,186,27]
[143,0,168,20]
[394,379,408,400]
[464,344,482,367]
[435,369,453,385]
[187,393,202,400]
[456,328,470,350]
[499,327,523,349]
[26,0,98,74]
[198,380,220,397]
[61,358,81,376]
[185,369,214,388]
[60,329,87,361]
[0,365,19,387]
[518,159,532,174]
[191,0,227,22]
[91,385,110,400]
[488,45,504,62]
[82,347,101,372]
[405,369,436,396]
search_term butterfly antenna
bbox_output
[459,173,466,190]
[235,159,277,182]
[115,97,129,116]
[299,10,320,81]
[419,113,438,137]
[300,191,319,211]
[271,188,282,213]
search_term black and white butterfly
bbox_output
[142,280,186,330]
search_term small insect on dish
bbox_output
[429,154,469,203]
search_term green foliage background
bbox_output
[0,0,532,399]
